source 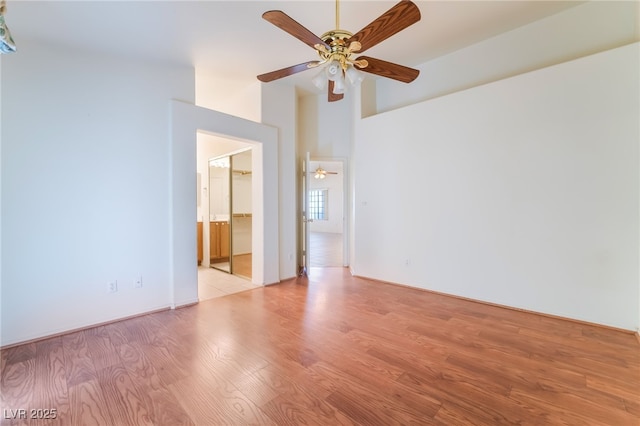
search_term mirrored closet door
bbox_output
[208,149,252,278]
[208,156,231,273]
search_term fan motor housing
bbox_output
[320,30,353,55]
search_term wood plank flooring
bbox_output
[309,232,343,267]
[1,267,639,425]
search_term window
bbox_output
[309,189,328,221]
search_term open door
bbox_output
[299,152,312,276]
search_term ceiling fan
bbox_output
[257,0,421,102]
[314,166,338,179]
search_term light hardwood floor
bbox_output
[309,232,343,267]
[1,267,638,425]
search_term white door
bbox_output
[299,152,312,276]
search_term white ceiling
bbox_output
[6,1,583,93]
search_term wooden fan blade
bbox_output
[354,56,419,83]
[258,61,321,82]
[348,1,420,53]
[263,11,330,50]
[328,81,344,102]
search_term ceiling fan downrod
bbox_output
[311,0,365,75]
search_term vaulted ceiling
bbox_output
[6,1,583,94]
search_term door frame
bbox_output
[302,155,349,271]
[299,153,311,276]
[170,100,279,307]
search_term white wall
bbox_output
[261,83,298,280]
[1,40,195,346]
[299,93,353,159]
[353,43,639,330]
[372,1,639,115]
[0,56,4,314]
[195,69,262,122]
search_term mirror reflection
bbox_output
[209,156,230,273]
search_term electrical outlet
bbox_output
[134,276,143,288]
[108,281,118,293]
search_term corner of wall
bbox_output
[260,82,298,280]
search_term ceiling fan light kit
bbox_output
[314,166,338,179]
[257,0,421,102]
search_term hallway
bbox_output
[309,231,343,267]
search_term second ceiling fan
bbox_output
[314,166,338,179]
[257,0,421,102]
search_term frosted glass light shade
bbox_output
[311,60,363,96]
[346,66,364,85]
[326,61,341,81]
[312,68,327,90]
[332,74,345,94]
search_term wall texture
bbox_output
[372,1,639,115]
[1,40,195,346]
[195,69,262,123]
[353,43,639,330]
[261,83,298,280]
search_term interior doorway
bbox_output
[196,133,258,300]
[170,100,279,308]
[304,157,347,270]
